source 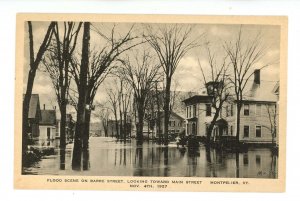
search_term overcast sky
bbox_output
[23,22,280,111]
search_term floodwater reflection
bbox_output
[24,137,277,178]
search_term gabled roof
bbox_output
[243,80,278,102]
[24,94,41,119]
[182,95,213,105]
[40,110,56,126]
[157,111,185,121]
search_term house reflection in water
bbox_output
[23,138,277,178]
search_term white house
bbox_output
[39,105,57,146]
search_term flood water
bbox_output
[24,137,278,178]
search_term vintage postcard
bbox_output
[14,14,287,192]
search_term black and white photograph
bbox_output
[14,14,287,191]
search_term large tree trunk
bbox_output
[83,110,91,149]
[22,69,36,167]
[72,22,90,170]
[59,56,70,148]
[136,108,144,145]
[207,107,221,143]
[236,103,242,142]
[163,77,171,145]
[59,93,67,148]
[114,111,119,138]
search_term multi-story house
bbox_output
[39,104,57,146]
[183,95,213,137]
[183,69,279,145]
[152,111,185,138]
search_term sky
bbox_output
[23,21,280,114]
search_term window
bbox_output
[231,104,234,116]
[256,104,261,116]
[256,126,262,138]
[256,155,261,166]
[178,122,181,127]
[189,106,191,118]
[243,154,249,165]
[47,127,51,139]
[169,121,175,127]
[193,105,196,117]
[244,104,249,116]
[186,107,189,118]
[206,104,212,116]
[226,105,229,117]
[230,125,233,136]
[244,125,249,138]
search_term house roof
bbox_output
[40,110,56,125]
[157,111,185,121]
[242,80,278,103]
[182,95,213,105]
[24,94,41,119]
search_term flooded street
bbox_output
[24,137,278,178]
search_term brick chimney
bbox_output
[254,69,260,85]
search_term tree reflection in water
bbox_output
[23,137,278,178]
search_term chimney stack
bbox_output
[254,69,260,85]
[43,104,45,110]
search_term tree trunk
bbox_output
[59,54,70,148]
[83,110,91,149]
[72,22,90,170]
[114,111,119,138]
[207,107,221,143]
[155,83,162,144]
[123,113,127,142]
[163,77,171,145]
[59,97,67,148]
[136,108,144,145]
[22,69,36,167]
[236,103,242,142]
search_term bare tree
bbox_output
[42,22,82,148]
[93,102,111,137]
[144,24,201,145]
[106,83,120,138]
[72,22,90,170]
[224,26,273,142]
[198,44,231,142]
[119,79,132,141]
[119,51,162,144]
[70,24,140,147]
[22,21,55,167]
[265,104,278,146]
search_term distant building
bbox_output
[56,114,75,143]
[24,94,42,139]
[151,111,185,138]
[39,105,57,146]
[183,69,279,145]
